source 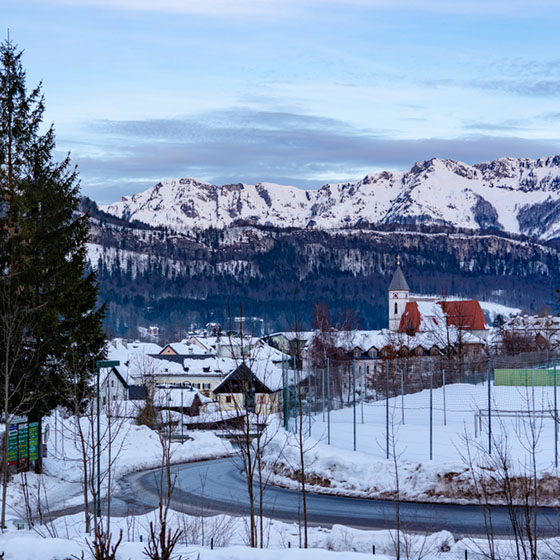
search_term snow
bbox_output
[2,413,233,523]
[264,382,560,504]
[0,507,460,560]
[99,156,560,240]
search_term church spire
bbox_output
[388,257,409,292]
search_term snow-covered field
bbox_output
[264,382,560,503]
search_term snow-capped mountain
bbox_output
[101,155,560,240]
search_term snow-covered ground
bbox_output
[3,413,233,525]
[2,386,558,559]
[0,507,470,560]
[264,382,560,503]
[4,505,560,560]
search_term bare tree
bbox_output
[460,387,545,560]
[144,425,183,560]
[217,305,284,548]
[0,277,42,529]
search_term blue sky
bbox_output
[4,0,560,203]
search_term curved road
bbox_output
[116,457,560,538]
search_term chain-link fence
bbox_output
[284,352,560,467]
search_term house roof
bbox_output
[439,300,488,331]
[213,363,274,394]
[154,386,212,408]
[110,367,129,389]
[389,265,409,292]
[398,300,488,335]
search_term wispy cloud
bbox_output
[474,79,560,98]
[70,108,560,203]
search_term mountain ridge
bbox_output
[101,155,560,240]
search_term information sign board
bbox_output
[7,425,18,466]
[18,423,29,459]
[29,422,39,461]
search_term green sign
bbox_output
[96,360,120,368]
[29,422,39,461]
[7,425,17,465]
[18,424,29,459]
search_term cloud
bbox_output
[68,108,560,203]
[475,79,560,98]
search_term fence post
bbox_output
[308,364,312,437]
[322,365,325,423]
[353,360,357,451]
[314,367,318,415]
[386,359,389,460]
[327,358,331,445]
[360,365,364,425]
[488,358,492,455]
[555,364,558,469]
[443,369,447,426]
[429,358,433,461]
[400,366,405,425]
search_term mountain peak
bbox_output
[100,155,560,240]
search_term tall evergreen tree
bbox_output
[0,38,106,419]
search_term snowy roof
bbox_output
[330,330,389,352]
[268,331,314,343]
[213,358,298,393]
[154,386,212,408]
[399,300,488,334]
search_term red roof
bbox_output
[399,302,422,333]
[438,300,488,331]
[398,300,488,333]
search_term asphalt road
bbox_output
[116,457,560,538]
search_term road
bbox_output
[115,457,560,537]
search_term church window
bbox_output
[394,302,398,314]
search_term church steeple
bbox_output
[388,257,409,331]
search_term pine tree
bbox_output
[0,38,106,420]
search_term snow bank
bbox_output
[4,414,233,523]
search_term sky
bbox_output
[3,0,560,203]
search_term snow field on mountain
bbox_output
[263,382,560,503]
[100,156,560,240]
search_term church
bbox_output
[388,258,489,341]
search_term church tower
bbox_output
[388,256,409,331]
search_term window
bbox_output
[194,383,201,389]
[202,383,211,390]
[394,302,398,314]
[226,395,232,403]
